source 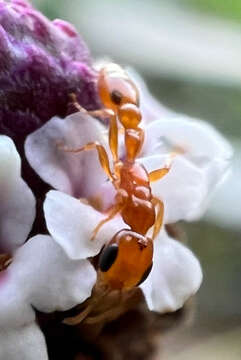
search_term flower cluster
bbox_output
[0,1,232,359]
[25,91,232,315]
[0,136,96,358]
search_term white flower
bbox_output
[0,136,96,359]
[140,229,202,312]
[0,235,96,359]
[25,112,108,199]
[44,190,202,313]
[140,115,232,223]
[24,71,232,315]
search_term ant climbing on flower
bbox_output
[60,63,173,291]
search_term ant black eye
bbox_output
[111,90,122,105]
[136,262,153,286]
[99,244,119,272]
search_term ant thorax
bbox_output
[118,162,155,235]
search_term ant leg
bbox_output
[90,109,114,121]
[84,304,124,325]
[63,286,111,325]
[70,93,114,120]
[70,94,119,162]
[58,141,114,182]
[91,203,123,241]
[149,167,170,182]
[0,254,12,271]
[148,156,173,183]
[109,114,118,163]
[149,147,185,183]
[91,189,127,240]
[63,303,94,325]
[151,197,164,240]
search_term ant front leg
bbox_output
[69,93,114,121]
[63,286,111,325]
[58,141,114,183]
[151,197,164,240]
[70,94,119,163]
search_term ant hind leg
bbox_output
[151,197,164,240]
[91,200,124,241]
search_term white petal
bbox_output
[140,231,202,313]
[11,235,97,313]
[25,112,108,198]
[44,190,126,260]
[206,141,241,229]
[0,136,35,253]
[143,116,232,178]
[0,271,34,328]
[139,154,206,223]
[140,116,232,221]
[0,274,43,359]
[0,323,48,360]
[146,115,233,161]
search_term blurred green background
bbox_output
[33,0,241,358]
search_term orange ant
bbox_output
[61,63,172,291]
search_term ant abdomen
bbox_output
[99,229,153,290]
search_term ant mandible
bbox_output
[62,63,172,291]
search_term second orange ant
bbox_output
[61,63,173,291]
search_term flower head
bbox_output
[0,0,100,143]
[24,69,231,314]
[0,0,234,355]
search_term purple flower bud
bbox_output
[0,0,100,142]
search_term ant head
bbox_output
[99,243,119,272]
[97,63,139,111]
